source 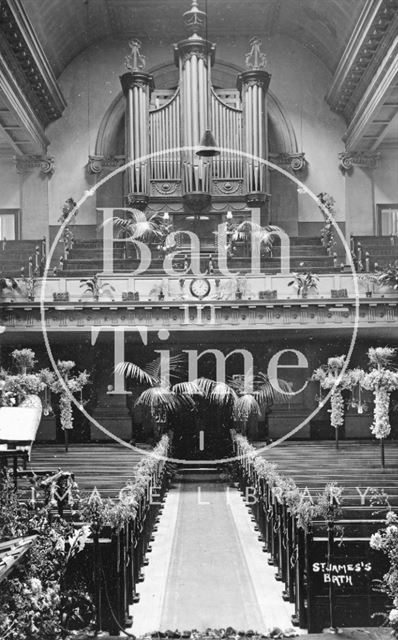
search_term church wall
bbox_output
[0,159,19,209]
[373,147,398,211]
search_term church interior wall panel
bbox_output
[345,168,376,237]
[0,159,20,210]
[373,148,398,211]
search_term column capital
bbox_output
[338,151,380,175]
[270,152,307,173]
[16,155,55,176]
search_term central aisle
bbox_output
[131,471,297,634]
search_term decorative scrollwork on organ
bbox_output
[125,39,146,72]
[245,36,267,71]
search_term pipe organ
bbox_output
[120,0,271,212]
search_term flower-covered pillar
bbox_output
[312,356,347,449]
[237,37,271,210]
[120,40,154,209]
[362,347,398,468]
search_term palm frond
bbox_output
[233,394,261,421]
[194,377,217,398]
[114,362,156,386]
[172,380,204,396]
[232,222,281,246]
[135,386,195,413]
[254,373,291,406]
[144,353,186,383]
[228,370,255,395]
[210,382,238,406]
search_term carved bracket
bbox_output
[270,152,307,173]
[338,151,380,175]
[87,155,104,175]
[16,155,55,176]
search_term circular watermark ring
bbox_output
[40,146,360,464]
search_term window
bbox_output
[0,210,20,240]
[377,204,398,236]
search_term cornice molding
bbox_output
[0,0,66,128]
[326,0,398,121]
[1,300,397,333]
[0,48,49,154]
[343,37,398,150]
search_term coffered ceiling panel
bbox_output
[21,0,367,78]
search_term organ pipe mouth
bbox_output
[196,129,220,157]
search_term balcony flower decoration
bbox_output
[317,192,337,255]
[312,355,347,448]
[370,510,398,635]
[361,347,398,467]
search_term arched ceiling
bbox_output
[20,0,367,78]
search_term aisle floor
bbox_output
[130,480,299,634]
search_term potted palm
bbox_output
[358,273,379,297]
[79,274,115,301]
[288,271,319,298]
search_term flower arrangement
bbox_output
[0,470,94,640]
[361,348,398,441]
[317,192,337,255]
[370,510,398,635]
[12,348,36,372]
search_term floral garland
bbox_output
[82,435,169,532]
[234,435,342,530]
[370,510,398,634]
[317,192,337,255]
[312,355,347,430]
[144,627,298,639]
[330,390,345,429]
[361,347,398,440]
[48,361,90,431]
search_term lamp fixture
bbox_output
[196,0,220,158]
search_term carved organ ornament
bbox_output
[119,0,273,210]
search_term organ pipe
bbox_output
[237,36,271,206]
[120,40,154,208]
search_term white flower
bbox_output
[389,608,398,624]
[370,532,383,550]
[386,511,398,524]
[386,525,398,536]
